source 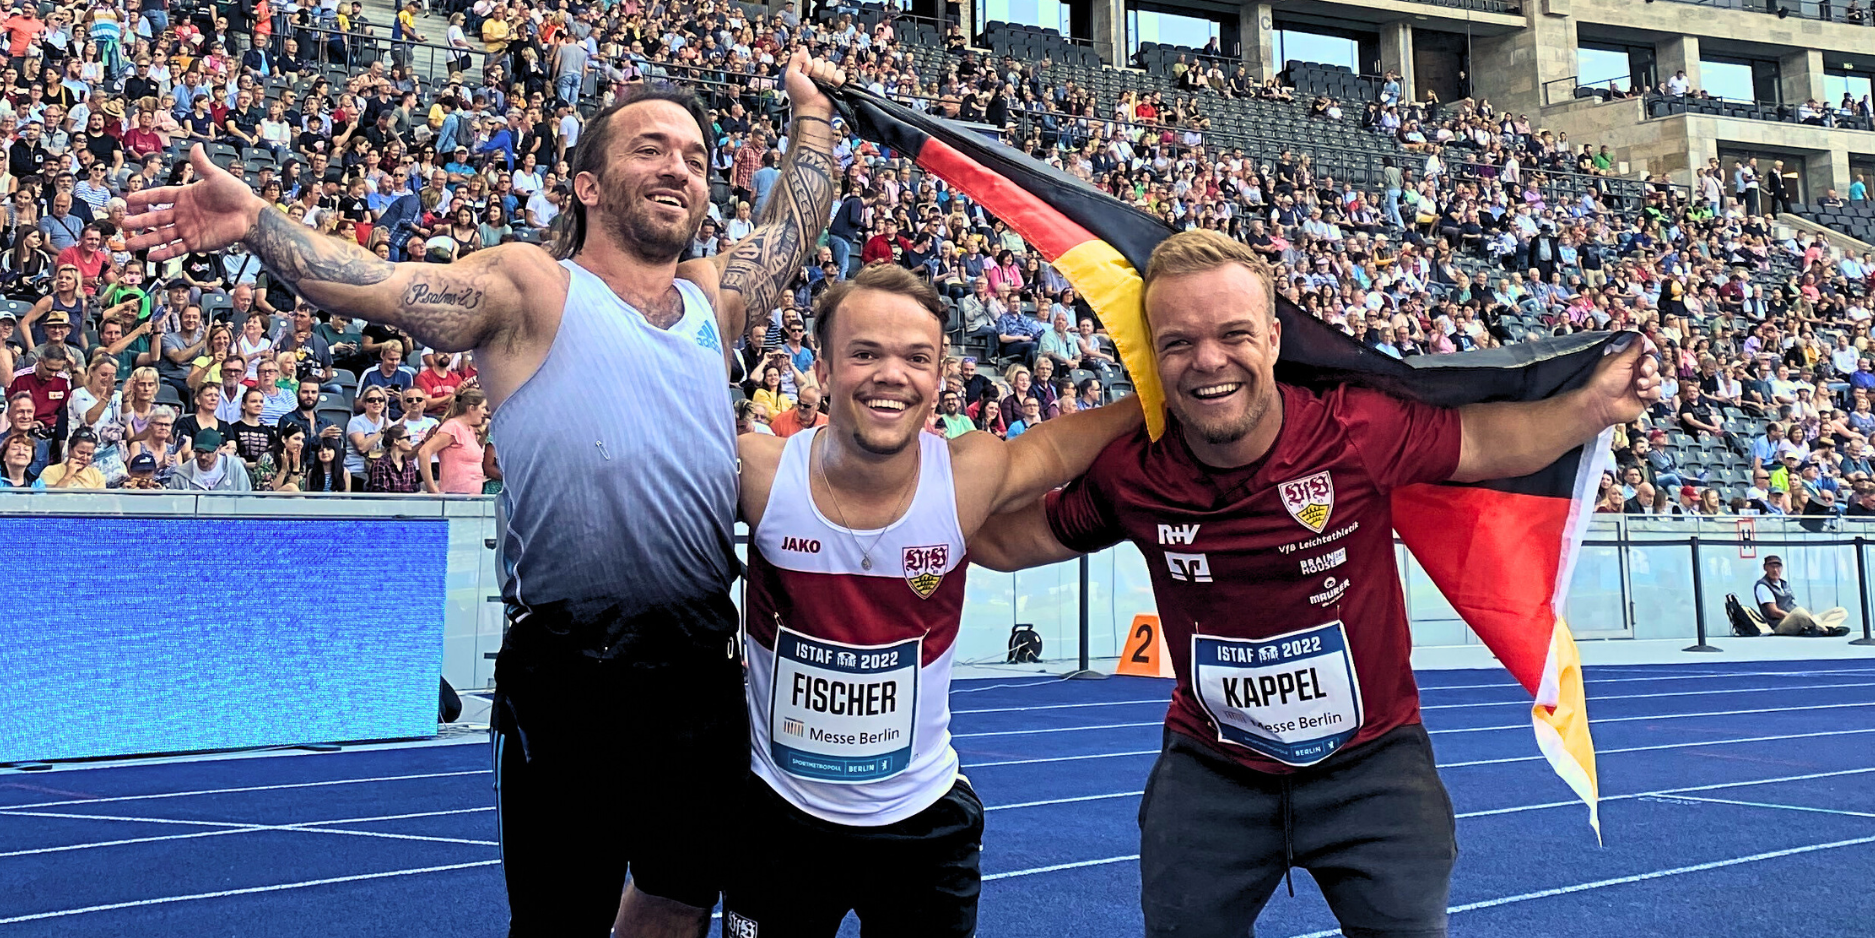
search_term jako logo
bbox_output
[781,537,822,553]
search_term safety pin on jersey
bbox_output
[595,440,611,460]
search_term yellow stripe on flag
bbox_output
[1531,617,1602,841]
[1051,239,1168,440]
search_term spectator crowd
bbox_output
[2,0,1874,519]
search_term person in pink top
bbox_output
[418,386,488,493]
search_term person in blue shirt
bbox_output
[444,148,478,180]
[1852,173,1868,202]
[1005,396,1044,438]
[993,292,1046,365]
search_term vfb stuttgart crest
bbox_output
[903,545,949,599]
[1279,471,1335,533]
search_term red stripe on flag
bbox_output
[915,138,1097,261]
[1392,484,1573,697]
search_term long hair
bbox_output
[549,82,713,260]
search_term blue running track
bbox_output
[2,659,1873,937]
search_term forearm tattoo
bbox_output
[241,208,490,352]
[243,208,394,292]
[719,116,837,333]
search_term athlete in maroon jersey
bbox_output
[724,264,1140,938]
[975,230,1658,938]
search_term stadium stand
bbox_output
[0,0,1871,518]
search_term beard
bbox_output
[600,174,705,264]
[1172,381,1276,447]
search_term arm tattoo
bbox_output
[243,208,394,292]
[718,117,837,334]
[241,208,492,352]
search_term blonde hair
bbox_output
[1141,228,1277,320]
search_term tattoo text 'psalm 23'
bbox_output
[404,280,487,310]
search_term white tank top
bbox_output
[744,427,969,826]
[489,259,738,647]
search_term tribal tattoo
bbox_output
[717,115,838,336]
[240,208,497,352]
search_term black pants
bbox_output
[1139,725,1457,938]
[722,775,983,938]
[491,615,747,937]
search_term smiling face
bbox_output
[581,98,710,264]
[1147,261,1281,466]
[815,287,943,458]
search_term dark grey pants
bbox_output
[1140,725,1457,938]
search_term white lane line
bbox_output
[960,724,1875,771]
[1424,680,1875,711]
[0,860,503,926]
[1435,700,1875,735]
[1457,766,1875,819]
[952,721,1162,738]
[953,670,1875,715]
[0,769,490,811]
[1665,795,1875,821]
[1282,835,1875,938]
[0,827,260,858]
[974,768,1875,892]
[983,854,1140,881]
[0,806,499,857]
[953,698,1167,715]
[986,791,1143,811]
[1436,726,1875,768]
[955,700,1875,740]
[963,749,1159,769]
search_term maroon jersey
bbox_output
[1046,383,1462,774]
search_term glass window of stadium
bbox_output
[1576,41,1655,94]
[1126,6,1222,59]
[1824,70,1873,108]
[977,0,1070,34]
[1700,56,1782,104]
[1274,26,1377,76]
[1720,147,1808,201]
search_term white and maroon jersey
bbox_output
[745,426,969,826]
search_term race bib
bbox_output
[769,627,919,783]
[1191,621,1363,766]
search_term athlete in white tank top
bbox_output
[723,266,1143,938]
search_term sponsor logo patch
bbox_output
[1166,551,1213,583]
[1279,471,1335,533]
[1157,522,1201,546]
[1299,547,1347,576]
[724,912,759,938]
[780,536,821,553]
[903,544,949,599]
[1309,576,1350,607]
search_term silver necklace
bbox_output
[817,432,918,571]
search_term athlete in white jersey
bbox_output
[725,265,1141,937]
[128,52,849,938]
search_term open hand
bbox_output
[122,145,264,263]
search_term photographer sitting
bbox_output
[1754,555,1851,636]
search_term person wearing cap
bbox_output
[114,450,165,489]
[1754,556,1850,636]
[166,428,251,491]
[19,306,79,370]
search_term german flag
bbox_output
[828,85,1612,835]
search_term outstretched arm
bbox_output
[707,49,842,340]
[122,145,555,354]
[1453,341,1659,482]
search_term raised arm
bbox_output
[1452,340,1659,483]
[700,49,841,341]
[122,145,556,355]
